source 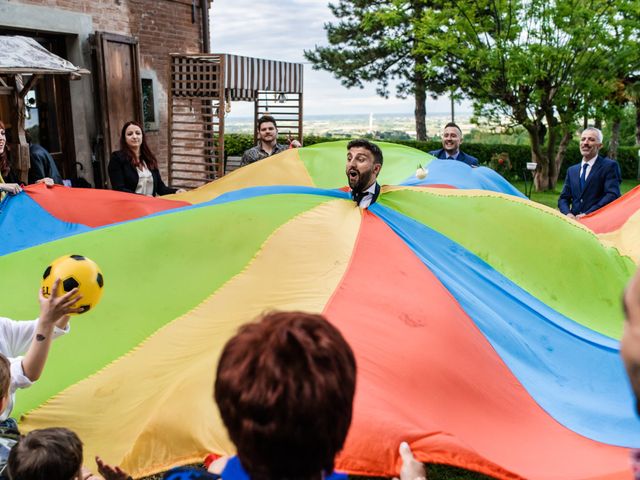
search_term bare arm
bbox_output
[21,279,82,382]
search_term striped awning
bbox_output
[220,53,303,101]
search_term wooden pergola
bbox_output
[0,36,88,182]
[168,53,304,188]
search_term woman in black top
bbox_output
[108,121,181,196]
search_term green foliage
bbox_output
[303,0,451,139]
[224,134,354,157]
[304,0,640,185]
[464,127,531,145]
[223,134,640,180]
[304,0,437,96]
[489,152,512,178]
[223,134,254,159]
[419,0,640,189]
[602,104,639,146]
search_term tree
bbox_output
[605,2,640,154]
[304,0,448,141]
[424,0,635,190]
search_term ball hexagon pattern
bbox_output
[41,254,104,314]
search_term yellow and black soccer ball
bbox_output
[41,255,104,314]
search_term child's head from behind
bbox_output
[0,353,10,413]
[214,311,357,480]
[8,427,82,480]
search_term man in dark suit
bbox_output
[429,122,479,167]
[558,127,621,218]
[345,139,382,208]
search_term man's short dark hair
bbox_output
[215,311,357,480]
[444,122,462,134]
[8,428,83,480]
[257,115,277,130]
[347,139,383,165]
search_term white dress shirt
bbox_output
[0,317,69,420]
[356,182,378,208]
[580,156,597,181]
[136,164,154,196]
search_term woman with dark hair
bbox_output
[108,121,182,196]
[0,121,22,196]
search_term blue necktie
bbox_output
[579,163,589,192]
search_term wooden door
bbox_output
[93,32,142,188]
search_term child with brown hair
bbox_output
[6,425,129,480]
[7,427,83,480]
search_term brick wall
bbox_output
[129,0,204,177]
[13,0,205,179]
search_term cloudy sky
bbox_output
[209,0,467,116]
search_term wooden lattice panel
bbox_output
[168,54,304,187]
[169,54,224,187]
[255,91,303,143]
[171,55,222,98]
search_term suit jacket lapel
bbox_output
[371,182,381,204]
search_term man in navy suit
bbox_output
[429,122,479,167]
[558,127,621,218]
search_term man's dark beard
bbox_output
[348,169,374,193]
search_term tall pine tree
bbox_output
[305,0,447,141]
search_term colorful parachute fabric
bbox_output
[579,184,640,263]
[0,141,637,480]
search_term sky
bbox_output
[209,0,470,117]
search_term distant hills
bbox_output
[225,112,475,138]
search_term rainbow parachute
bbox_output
[0,141,638,479]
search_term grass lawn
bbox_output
[512,179,639,209]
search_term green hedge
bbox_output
[224,134,256,158]
[224,134,640,180]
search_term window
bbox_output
[141,77,158,131]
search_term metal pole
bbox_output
[201,0,210,53]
